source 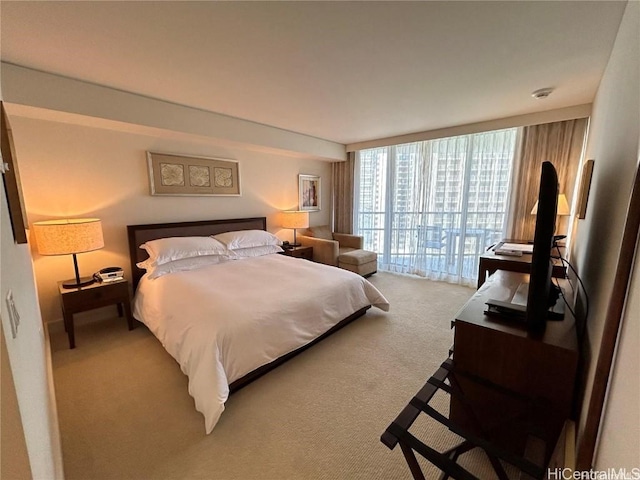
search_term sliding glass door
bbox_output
[355,128,518,285]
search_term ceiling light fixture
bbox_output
[531,87,554,99]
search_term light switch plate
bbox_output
[6,290,20,339]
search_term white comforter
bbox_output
[133,253,389,433]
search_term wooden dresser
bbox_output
[450,270,579,456]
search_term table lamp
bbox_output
[531,193,570,216]
[531,193,570,240]
[33,218,104,288]
[281,211,309,247]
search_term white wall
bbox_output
[571,0,640,468]
[596,235,640,468]
[1,326,33,479]
[9,114,333,323]
[1,177,63,478]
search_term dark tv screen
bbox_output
[525,161,559,332]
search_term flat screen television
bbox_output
[525,161,560,332]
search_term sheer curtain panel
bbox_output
[355,128,518,286]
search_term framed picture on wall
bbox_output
[299,174,320,211]
[577,159,595,219]
[147,152,241,196]
[1,101,28,244]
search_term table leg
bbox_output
[117,303,123,317]
[478,262,486,289]
[123,300,135,331]
[63,311,75,349]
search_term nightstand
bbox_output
[279,245,313,260]
[58,278,134,349]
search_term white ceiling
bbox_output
[0,1,627,145]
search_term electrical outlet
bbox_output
[6,289,20,339]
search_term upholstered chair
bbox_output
[298,225,363,266]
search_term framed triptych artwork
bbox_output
[147,152,241,196]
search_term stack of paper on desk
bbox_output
[494,242,533,255]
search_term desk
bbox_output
[477,244,566,288]
[452,270,578,457]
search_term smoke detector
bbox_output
[531,88,554,99]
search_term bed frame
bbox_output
[126,216,370,393]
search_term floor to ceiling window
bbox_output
[355,128,518,285]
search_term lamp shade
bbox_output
[281,211,309,230]
[556,194,570,216]
[33,218,104,255]
[531,193,571,216]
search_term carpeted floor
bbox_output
[49,271,508,480]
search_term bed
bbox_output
[127,217,389,433]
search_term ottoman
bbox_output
[338,249,377,277]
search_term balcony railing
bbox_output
[356,211,505,279]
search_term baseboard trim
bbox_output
[43,322,66,479]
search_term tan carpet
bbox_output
[50,272,508,479]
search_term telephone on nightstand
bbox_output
[93,267,124,283]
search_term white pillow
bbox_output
[146,255,231,279]
[139,236,229,268]
[213,229,281,250]
[232,244,283,258]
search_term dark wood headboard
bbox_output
[127,217,267,289]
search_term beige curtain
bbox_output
[331,152,355,234]
[508,118,588,240]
